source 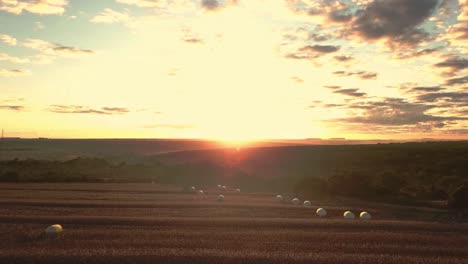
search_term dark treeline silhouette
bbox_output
[1,141,467,208]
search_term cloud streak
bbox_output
[0,69,30,77]
[48,105,129,115]
[333,70,378,80]
[22,39,94,56]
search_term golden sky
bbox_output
[0,0,467,140]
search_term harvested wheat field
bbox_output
[0,183,466,264]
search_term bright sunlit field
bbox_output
[0,183,466,264]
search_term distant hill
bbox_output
[0,137,445,162]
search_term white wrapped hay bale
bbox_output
[235,188,241,193]
[222,185,227,191]
[190,186,197,193]
[303,200,311,207]
[316,208,327,217]
[275,195,283,202]
[45,224,63,234]
[194,189,205,200]
[216,194,225,202]
[343,211,355,220]
[292,198,300,205]
[360,211,371,220]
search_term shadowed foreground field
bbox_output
[0,183,467,264]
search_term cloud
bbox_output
[90,8,131,24]
[0,53,29,64]
[0,0,68,15]
[416,92,468,105]
[0,98,26,111]
[396,47,443,59]
[323,103,345,108]
[434,57,468,75]
[335,97,466,126]
[290,76,304,83]
[0,105,25,111]
[200,0,237,11]
[0,34,17,46]
[445,75,468,86]
[0,53,54,64]
[48,105,129,115]
[286,44,340,60]
[445,0,467,49]
[300,44,340,53]
[410,86,446,93]
[333,70,378,80]
[201,0,219,10]
[350,0,440,47]
[333,88,367,97]
[323,85,341,89]
[0,69,30,77]
[23,39,94,56]
[52,46,94,55]
[334,55,353,62]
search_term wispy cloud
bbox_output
[0,105,25,111]
[0,69,30,77]
[0,98,26,111]
[22,39,94,56]
[0,53,29,64]
[0,34,17,46]
[90,8,131,24]
[333,88,367,98]
[334,55,353,62]
[333,70,378,80]
[48,105,129,115]
[286,44,340,59]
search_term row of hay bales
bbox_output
[276,194,372,220]
[189,185,240,202]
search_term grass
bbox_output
[0,183,466,264]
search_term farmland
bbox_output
[0,183,467,264]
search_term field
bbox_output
[0,183,467,264]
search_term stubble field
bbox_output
[0,183,466,264]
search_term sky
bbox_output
[0,0,467,140]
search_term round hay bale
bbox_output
[360,211,371,220]
[45,224,63,234]
[343,211,355,220]
[216,194,225,202]
[190,186,197,193]
[235,188,241,193]
[292,198,300,205]
[303,200,312,207]
[316,208,327,217]
[275,195,283,202]
[222,185,227,191]
[198,190,204,195]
